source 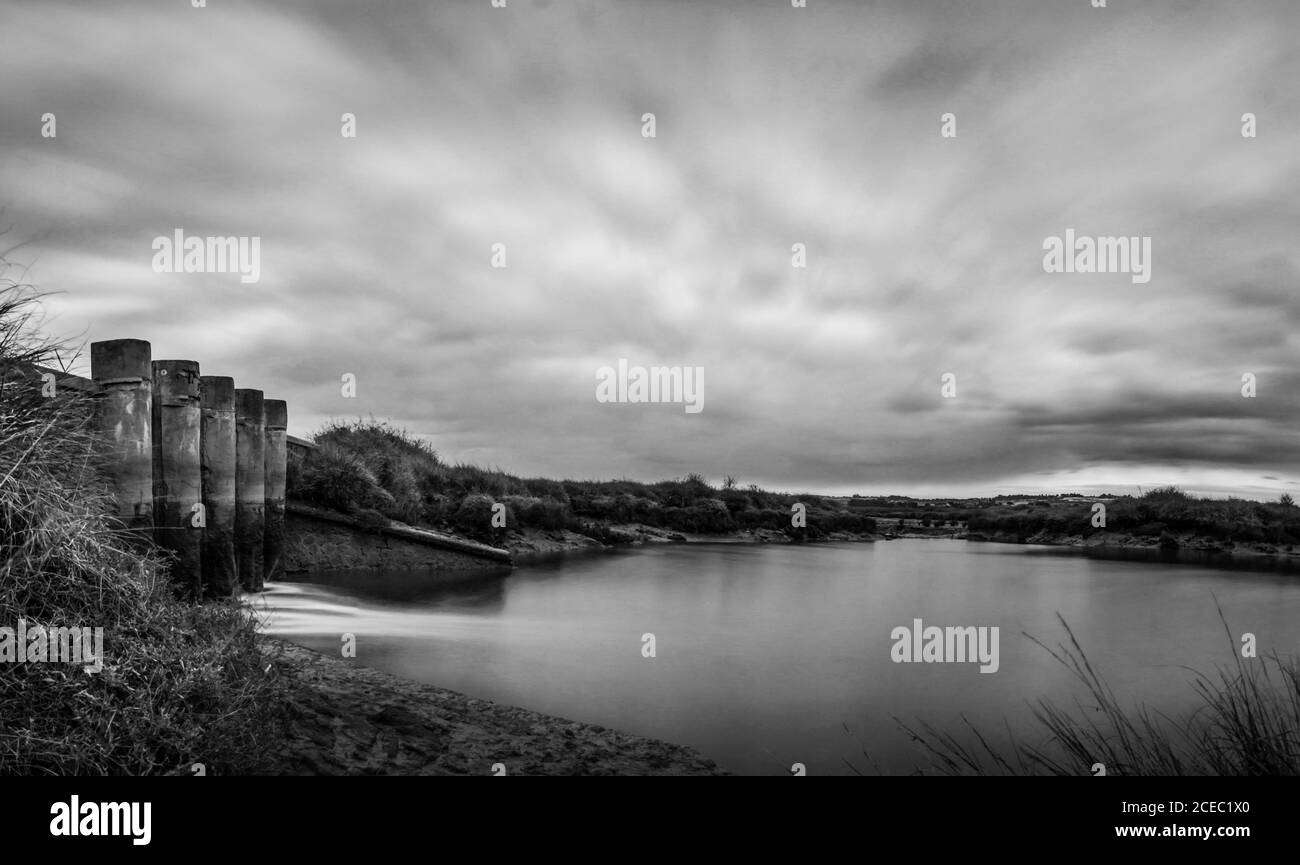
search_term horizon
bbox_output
[2,0,1299,501]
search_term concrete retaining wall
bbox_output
[285,504,511,573]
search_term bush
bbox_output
[454,493,511,541]
[311,419,440,522]
[516,497,567,531]
[291,443,394,516]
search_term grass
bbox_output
[896,607,1300,776]
[1,279,285,775]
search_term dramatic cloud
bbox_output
[1,0,1297,498]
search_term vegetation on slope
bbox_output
[287,419,878,545]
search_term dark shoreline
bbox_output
[505,522,876,563]
[885,529,1300,575]
[261,638,726,776]
[506,522,1300,575]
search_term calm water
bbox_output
[255,540,1300,775]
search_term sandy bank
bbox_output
[262,638,726,776]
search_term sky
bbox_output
[1,0,1298,500]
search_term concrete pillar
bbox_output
[263,399,288,584]
[151,360,203,599]
[90,339,153,533]
[235,388,265,592]
[200,376,238,598]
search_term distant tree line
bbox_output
[963,486,1300,546]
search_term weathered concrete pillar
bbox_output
[235,388,265,592]
[90,339,153,533]
[263,399,288,584]
[151,360,203,599]
[200,376,238,598]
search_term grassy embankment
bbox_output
[0,283,283,774]
[287,419,877,548]
[961,488,1300,550]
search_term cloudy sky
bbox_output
[2,0,1298,499]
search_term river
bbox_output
[257,539,1300,775]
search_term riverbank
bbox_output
[504,522,874,559]
[884,526,1300,571]
[505,519,1300,572]
[262,638,726,775]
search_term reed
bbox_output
[899,607,1300,776]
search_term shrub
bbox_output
[453,493,511,541]
[518,498,567,531]
[291,443,394,515]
